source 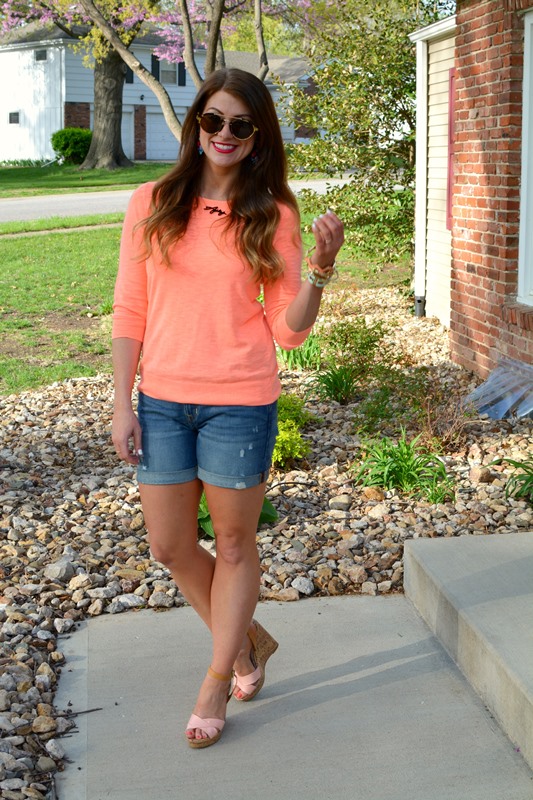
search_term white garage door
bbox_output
[147,109,182,161]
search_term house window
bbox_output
[518,10,533,306]
[160,60,177,85]
[35,49,47,61]
[9,112,20,124]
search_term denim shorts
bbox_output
[136,392,278,489]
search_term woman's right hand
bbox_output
[112,406,142,465]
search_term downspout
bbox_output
[412,35,429,318]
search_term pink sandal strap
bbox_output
[234,665,262,696]
[186,713,225,739]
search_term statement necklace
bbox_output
[204,204,227,217]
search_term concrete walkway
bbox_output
[0,178,348,223]
[54,590,533,800]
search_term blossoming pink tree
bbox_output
[0,0,311,168]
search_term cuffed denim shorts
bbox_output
[136,392,278,489]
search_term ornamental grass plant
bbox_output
[353,429,455,502]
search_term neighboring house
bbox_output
[0,21,309,163]
[410,0,533,378]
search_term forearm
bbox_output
[285,278,324,332]
[112,337,143,409]
[286,209,344,333]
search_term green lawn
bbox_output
[0,162,174,198]
[0,203,410,395]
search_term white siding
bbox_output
[0,45,63,161]
[424,35,455,327]
[146,110,181,161]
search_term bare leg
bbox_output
[139,479,266,742]
[185,482,265,740]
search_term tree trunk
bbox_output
[80,48,133,170]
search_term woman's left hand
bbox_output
[310,209,344,270]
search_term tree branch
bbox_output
[254,0,269,82]
[176,0,204,89]
[77,0,182,141]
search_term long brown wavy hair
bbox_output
[141,68,300,284]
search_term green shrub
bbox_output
[297,181,415,265]
[322,317,391,373]
[51,128,92,164]
[278,393,315,428]
[353,429,454,502]
[272,419,310,468]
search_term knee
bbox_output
[214,531,255,567]
[148,533,187,570]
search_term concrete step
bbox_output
[404,531,533,770]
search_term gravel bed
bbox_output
[0,287,531,798]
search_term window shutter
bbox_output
[178,62,186,86]
[151,55,160,80]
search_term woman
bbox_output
[112,67,343,749]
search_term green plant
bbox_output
[353,429,454,501]
[277,393,315,428]
[51,128,93,165]
[323,317,389,370]
[310,364,362,405]
[272,419,310,468]
[197,493,278,538]
[277,332,322,371]
[495,457,533,505]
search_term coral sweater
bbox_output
[112,182,312,405]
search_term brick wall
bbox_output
[451,0,533,375]
[134,105,146,160]
[63,102,90,129]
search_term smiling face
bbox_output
[198,90,256,177]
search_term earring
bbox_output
[250,149,259,166]
[197,140,204,155]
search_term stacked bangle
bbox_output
[306,256,338,289]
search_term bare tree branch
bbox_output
[176,0,204,89]
[254,0,269,81]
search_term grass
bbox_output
[0,213,124,236]
[0,227,119,393]
[0,162,174,198]
[0,177,412,395]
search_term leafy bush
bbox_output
[51,128,92,164]
[352,366,471,451]
[272,419,310,468]
[322,317,392,373]
[309,318,397,405]
[353,429,454,502]
[297,182,415,265]
[278,393,315,428]
[198,493,278,539]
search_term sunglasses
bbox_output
[196,112,258,141]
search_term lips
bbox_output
[212,142,238,153]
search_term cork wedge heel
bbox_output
[233,620,279,702]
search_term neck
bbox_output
[199,164,237,201]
